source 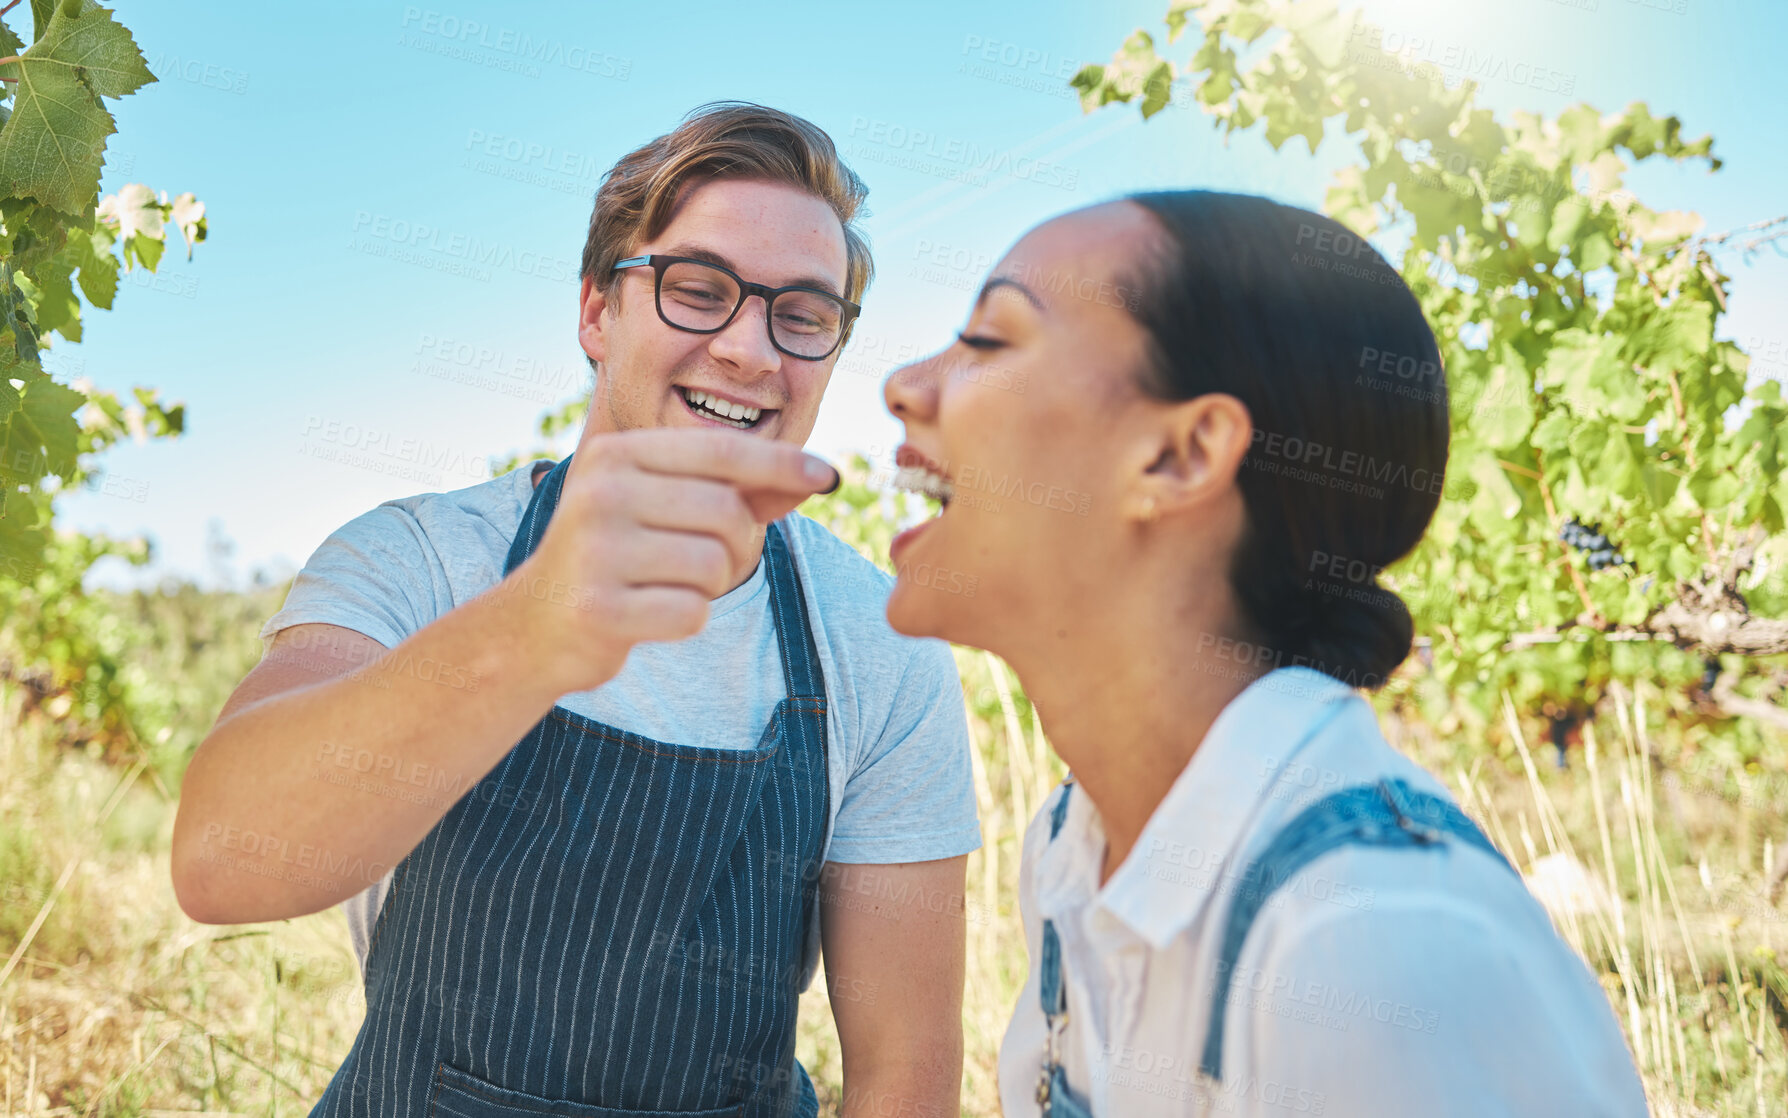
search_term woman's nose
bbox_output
[883,351,941,422]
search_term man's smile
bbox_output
[675,385,778,431]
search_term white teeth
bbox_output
[683,389,762,426]
[891,464,955,503]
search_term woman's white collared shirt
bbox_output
[997,667,1649,1117]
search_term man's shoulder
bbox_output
[362,463,539,543]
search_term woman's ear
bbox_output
[1128,393,1253,522]
[577,275,611,365]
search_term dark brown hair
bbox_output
[1125,190,1451,689]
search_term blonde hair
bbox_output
[580,102,873,314]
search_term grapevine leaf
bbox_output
[0,57,112,214]
[66,226,116,308]
[30,2,153,99]
[0,4,153,215]
[0,15,23,68]
[1475,362,1534,450]
[18,375,84,476]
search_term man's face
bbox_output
[576,177,851,446]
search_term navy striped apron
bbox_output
[310,454,829,1118]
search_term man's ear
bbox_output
[1129,393,1253,521]
[577,274,611,365]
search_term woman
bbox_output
[881,191,1648,1116]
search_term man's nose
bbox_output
[708,295,781,376]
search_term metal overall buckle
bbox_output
[1377,779,1441,844]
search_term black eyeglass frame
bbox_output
[612,253,861,361]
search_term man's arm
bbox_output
[820,856,968,1118]
[170,608,574,925]
[171,427,837,926]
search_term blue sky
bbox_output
[32,0,1788,589]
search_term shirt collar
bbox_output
[1040,667,1360,950]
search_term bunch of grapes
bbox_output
[1558,518,1629,572]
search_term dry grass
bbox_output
[4,656,1787,1115]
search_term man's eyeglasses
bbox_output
[612,254,859,361]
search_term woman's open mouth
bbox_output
[676,386,773,431]
[890,463,955,505]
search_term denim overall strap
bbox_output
[310,453,831,1118]
[1197,777,1515,1083]
[1035,781,1094,1118]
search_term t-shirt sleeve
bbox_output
[258,504,442,651]
[824,639,983,864]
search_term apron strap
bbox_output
[761,517,825,703]
[503,456,569,577]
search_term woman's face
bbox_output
[882,201,1166,652]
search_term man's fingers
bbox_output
[607,529,735,598]
[606,586,711,644]
[740,487,823,525]
[616,475,759,569]
[616,428,838,503]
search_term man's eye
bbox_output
[669,284,727,304]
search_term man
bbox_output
[171,102,979,1118]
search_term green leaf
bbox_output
[67,226,116,308]
[1164,0,1198,43]
[0,54,113,214]
[17,374,84,475]
[1596,430,1641,494]
[0,378,19,425]
[1474,362,1534,450]
[31,3,153,98]
[1530,409,1574,454]
[0,3,154,215]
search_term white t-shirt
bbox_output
[260,460,983,977]
[999,666,1648,1117]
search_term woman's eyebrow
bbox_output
[975,276,1046,312]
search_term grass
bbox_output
[2,601,1786,1115]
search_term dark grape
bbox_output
[1558,517,1633,574]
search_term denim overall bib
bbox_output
[311,455,829,1118]
[1033,704,1514,1116]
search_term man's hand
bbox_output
[820,857,968,1118]
[504,423,839,697]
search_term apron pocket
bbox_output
[431,1062,746,1118]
